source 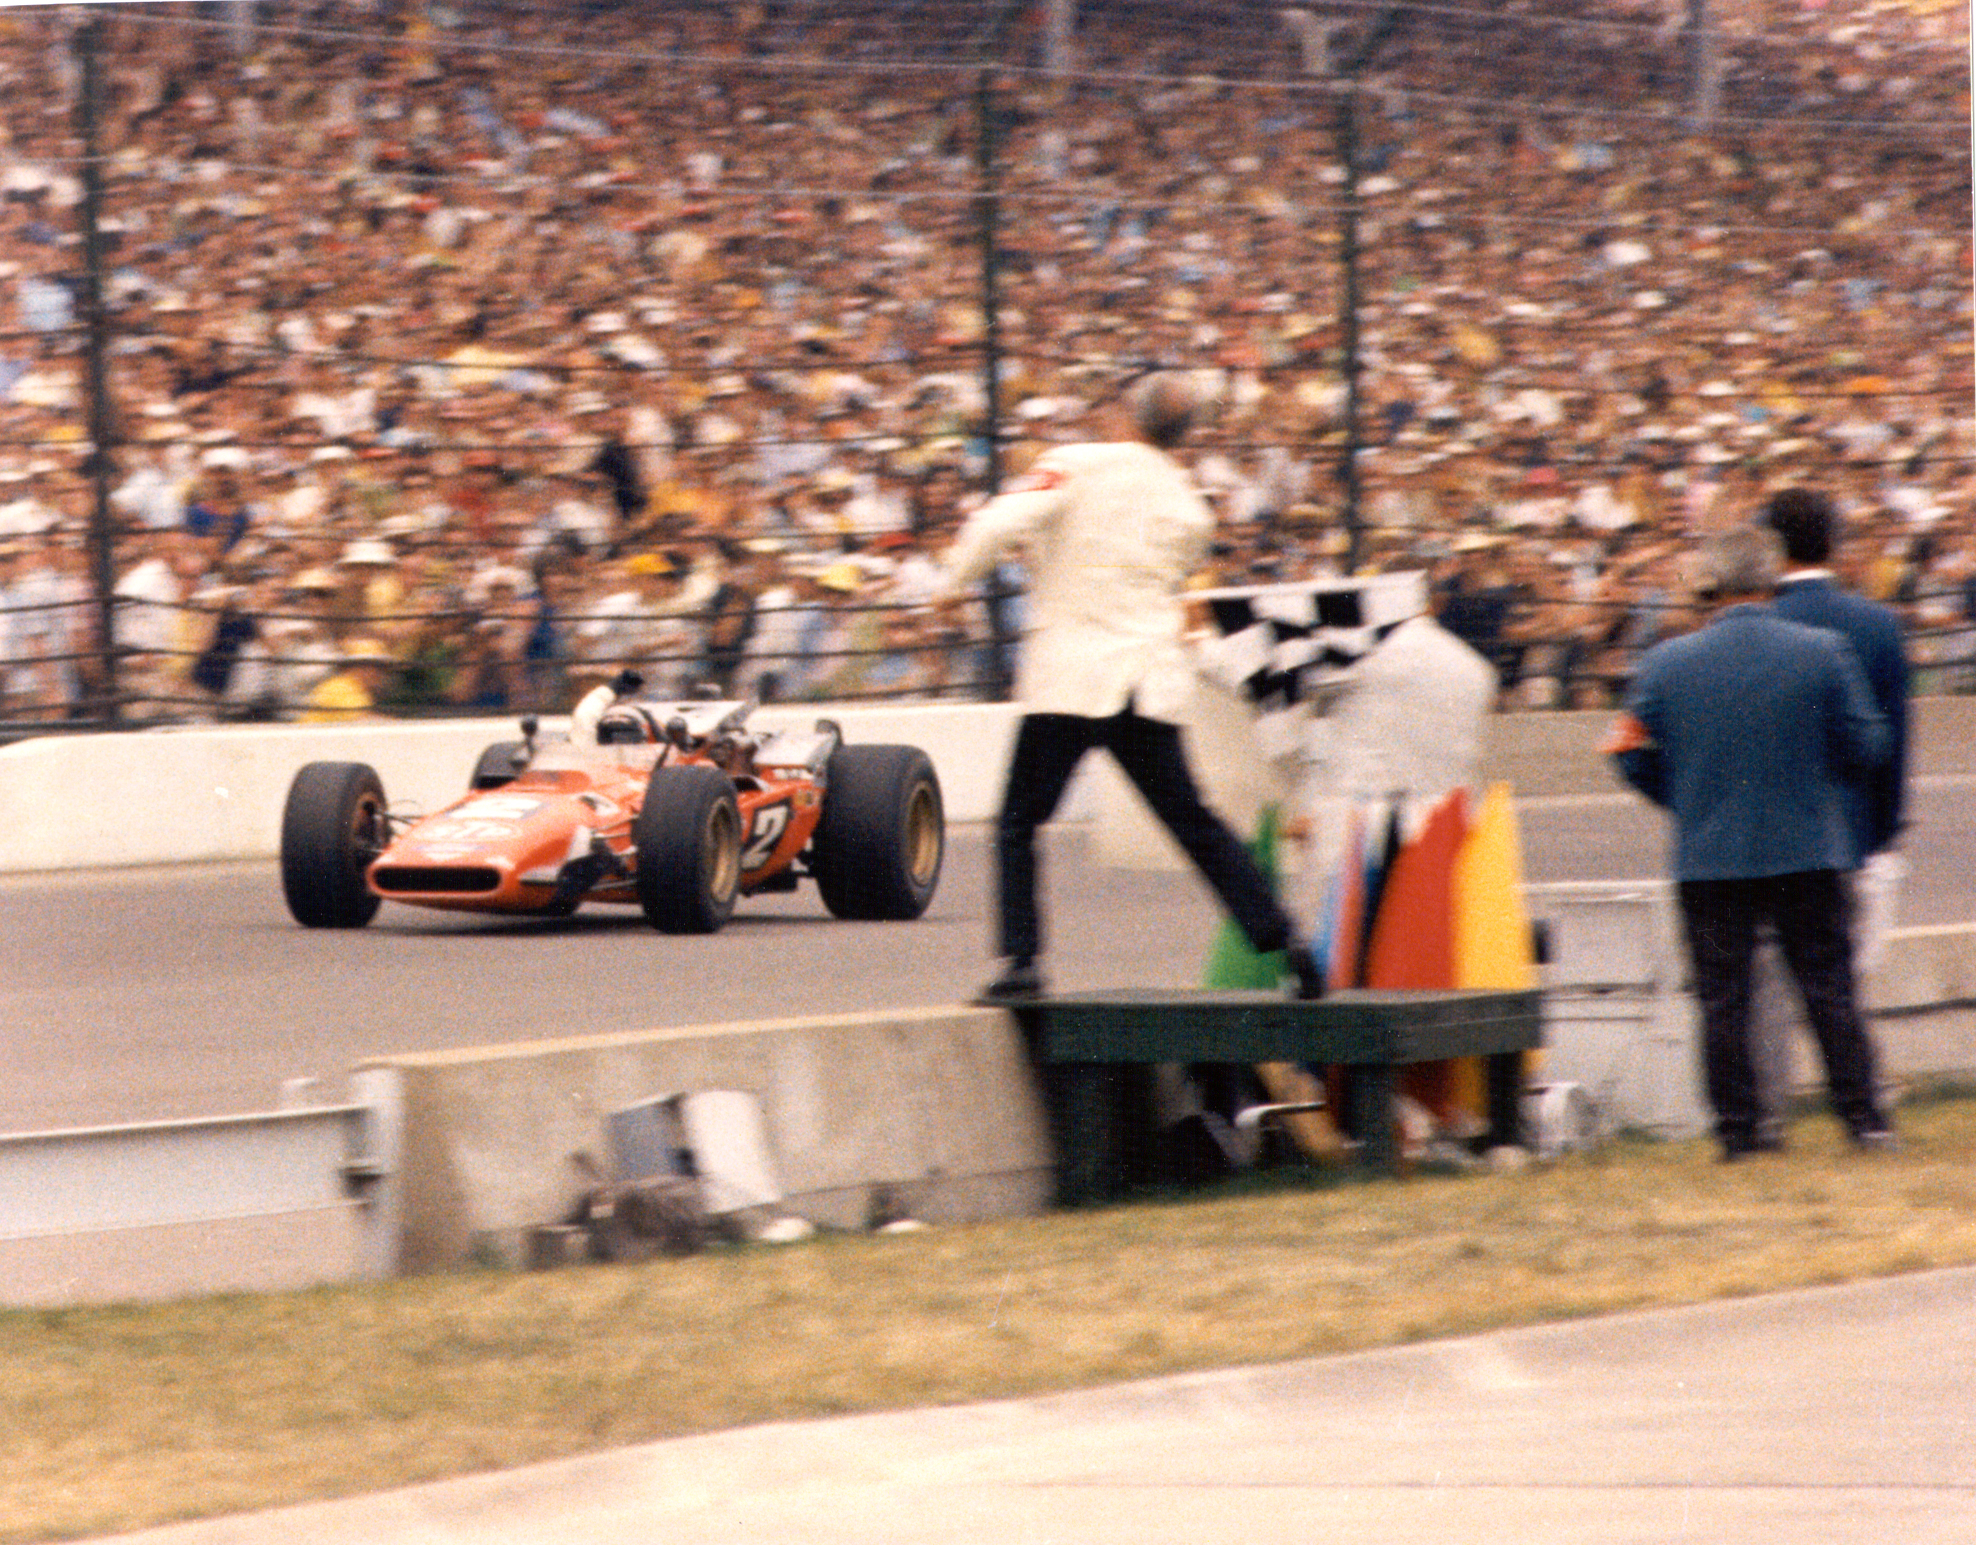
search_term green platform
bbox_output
[1007,988,1543,1201]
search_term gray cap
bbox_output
[1697,523,1783,599]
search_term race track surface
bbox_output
[8,782,1974,1133]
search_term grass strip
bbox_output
[6,1095,1976,1542]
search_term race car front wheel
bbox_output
[280,761,387,928]
[635,764,742,933]
[811,745,944,920]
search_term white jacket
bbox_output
[943,440,1212,722]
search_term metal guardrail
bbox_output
[0,1069,402,1308]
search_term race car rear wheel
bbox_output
[811,745,944,921]
[280,761,387,928]
[635,763,742,934]
[470,739,527,789]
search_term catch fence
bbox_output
[0,0,1966,733]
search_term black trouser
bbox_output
[995,708,1293,963]
[1676,870,1885,1150]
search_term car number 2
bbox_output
[742,802,790,870]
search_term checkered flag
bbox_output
[1193,572,1427,757]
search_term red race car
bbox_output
[279,690,943,933]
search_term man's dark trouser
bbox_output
[996,708,1293,964]
[1676,870,1885,1151]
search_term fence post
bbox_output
[73,11,120,727]
[974,62,1016,700]
[1335,83,1365,576]
[1332,9,1405,578]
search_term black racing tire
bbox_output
[811,745,944,921]
[280,761,387,928]
[470,739,528,789]
[635,763,742,934]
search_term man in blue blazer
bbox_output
[1609,524,1896,1160]
[1749,488,1911,1141]
[1765,488,1909,864]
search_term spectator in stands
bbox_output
[182,469,251,555]
[575,551,674,691]
[782,561,865,702]
[186,570,263,715]
[225,567,342,721]
[0,530,87,717]
[523,554,583,711]
[0,0,1965,725]
[735,544,804,703]
[112,530,209,718]
[451,569,532,712]
[697,539,759,695]
[1435,539,1516,698]
[853,607,945,698]
[301,635,397,723]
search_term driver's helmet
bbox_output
[596,703,659,745]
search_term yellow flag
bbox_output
[1453,781,1536,990]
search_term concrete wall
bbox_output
[0,703,1027,874]
[6,695,1972,874]
[1483,696,1976,791]
[1865,923,1976,1093]
[365,1005,1053,1272]
[367,916,1976,1273]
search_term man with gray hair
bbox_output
[1607,522,1897,1160]
[942,372,1322,1002]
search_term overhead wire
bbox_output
[82,0,1973,139]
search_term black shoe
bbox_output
[978,958,1044,1003]
[1284,943,1326,1001]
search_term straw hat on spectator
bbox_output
[473,565,530,601]
[340,537,397,567]
[339,636,396,666]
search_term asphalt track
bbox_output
[7,779,1976,1133]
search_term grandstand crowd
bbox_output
[0,0,1967,725]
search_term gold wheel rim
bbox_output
[904,784,941,886]
[708,802,742,901]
